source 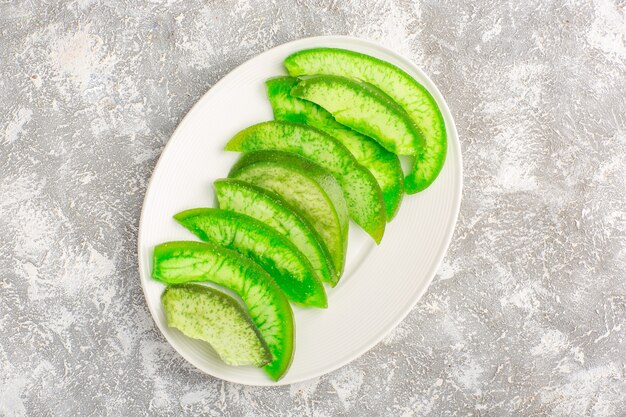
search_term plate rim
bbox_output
[137,35,463,386]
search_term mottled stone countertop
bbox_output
[1,0,624,416]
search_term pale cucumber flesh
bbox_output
[152,241,294,380]
[162,284,271,367]
[214,179,336,285]
[229,151,348,283]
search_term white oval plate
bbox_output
[138,36,462,386]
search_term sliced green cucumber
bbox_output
[225,121,386,242]
[284,48,447,193]
[152,241,294,381]
[289,75,423,157]
[174,208,327,308]
[214,179,335,286]
[228,151,348,283]
[162,284,272,367]
[266,76,404,220]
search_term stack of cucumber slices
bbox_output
[151,48,447,381]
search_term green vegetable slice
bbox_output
[214,179,335,286]
[229,151,348,284]
[290,75,423,156]
[174,208,327,308]
[152,241,294,381]
[226,120,386,242]
[266,76,403,220]
[162,284,272,367]
[284,48,446,193]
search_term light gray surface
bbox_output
[1,0,624,415]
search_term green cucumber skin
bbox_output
[214,179,336,286]
[284,48,447,194]
[290,75,423,157]
[162,284,272,367]
[174,208,327,308]
[225,121,386,243]
[152,241,294,381]
[266,76,403,220]
[229,151,348,283]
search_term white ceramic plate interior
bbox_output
[138,36,462,386]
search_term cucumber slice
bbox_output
[174,208,327,308]
[229,151,348,283]
[152,241,294,381]
[225,121,386,243]
[266,76,404,220]
[284,48,447,194]
[289,75,423,157]
[162,284,271,367]
[214,179,335,286]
